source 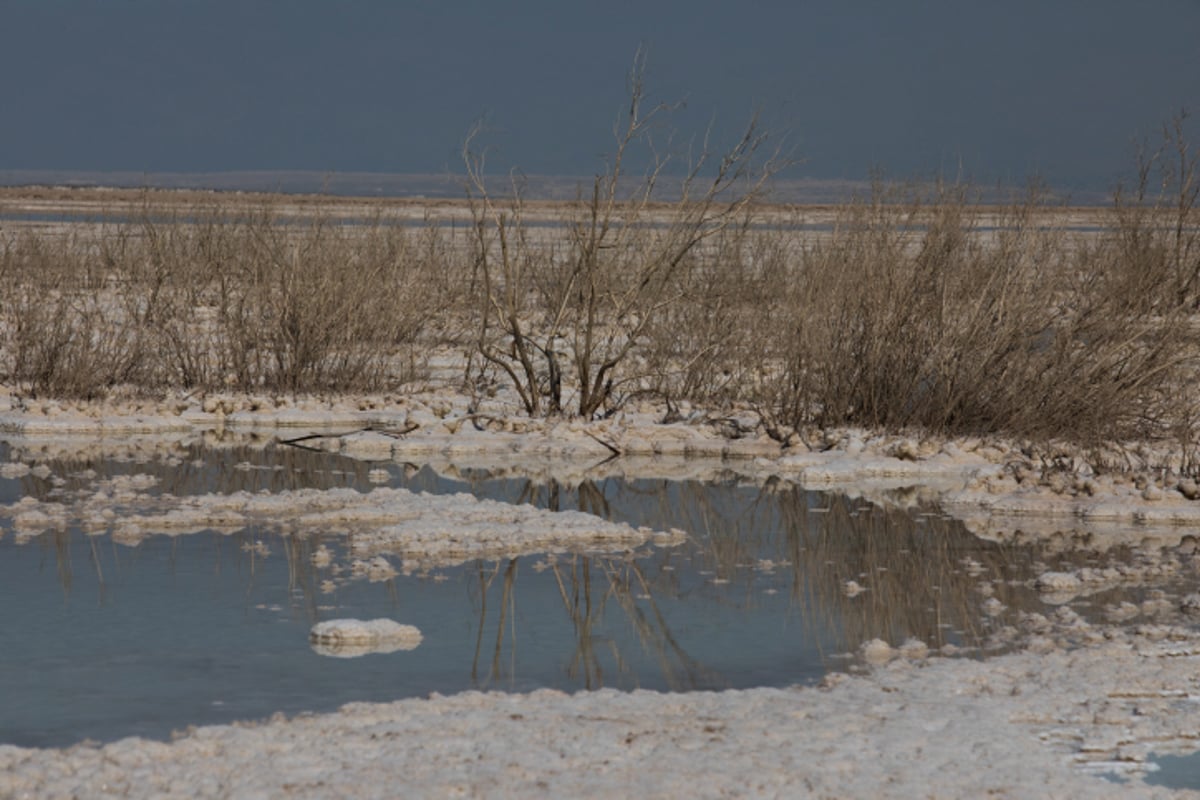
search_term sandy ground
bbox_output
[4,387,1200,797]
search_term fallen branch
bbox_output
[583,430,622,457]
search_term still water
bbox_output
[0,442,1070,747]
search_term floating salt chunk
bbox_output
[861,638,895,664]
[843,580,865,597]
[651,528,688,546]
[1035,571,1081,593]
[311,545,333,568]
[309,618,422,658]
[12,509,55,532]
[0,462,30,478]
[351,556,397,582]
[899,638,929,660]
[241,540,270,557]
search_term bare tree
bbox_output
[463,50,787,418]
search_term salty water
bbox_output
[0,441,1090,748]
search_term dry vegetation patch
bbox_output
[1,105,1197,459]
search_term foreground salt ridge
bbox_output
[3,621,1197,798]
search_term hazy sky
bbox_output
[3,1,1198,191]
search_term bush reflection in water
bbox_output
[0,442,1104,745]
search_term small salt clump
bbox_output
[1035,571,1081,593]
[311,545,333,568]
[898,638,929,660]
[843,580,865,597]
[0,462,31,479]
[860,638,895,664]
[309,618,422,658]
[1180,594,1200,615]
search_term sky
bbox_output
[2,1,1199,193]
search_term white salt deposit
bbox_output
[309,618,422,658]
[0,485,675,572]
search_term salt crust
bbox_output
[2,624,1196,798]
[309,619,423,658]
[0,484,672,571]
[6,387,1200,538]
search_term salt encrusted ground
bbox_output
[4,387,1200,797]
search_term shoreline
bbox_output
[4,390,1200,796]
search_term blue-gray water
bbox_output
[1,442,1061,748]
[1145,752,1200,790]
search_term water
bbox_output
[1145,752,1200,790]
[0,442,1071,747]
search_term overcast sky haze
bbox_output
[3,1,1199,193]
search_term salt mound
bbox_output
[860,638,895,664]
[309,618,423,658]
[1035,571,1082,593]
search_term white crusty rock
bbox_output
[309,618,423,657]
[1035,571,1082,594]
[860,638,895,664]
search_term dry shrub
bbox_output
[0,230,149,398]
[755,181,1198,445]
[0,203,461,397]
[638,219,796,412]
[463,53,785,418]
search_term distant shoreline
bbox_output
[0,169,1110,207]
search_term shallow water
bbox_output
[0,441,1089,747]
[1145,752,1200,790]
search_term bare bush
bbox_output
[463,52,787,418]
[752,181,1199,445]
[638,219,795,413]
[0,203,460,398]
[0,231,146,398]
